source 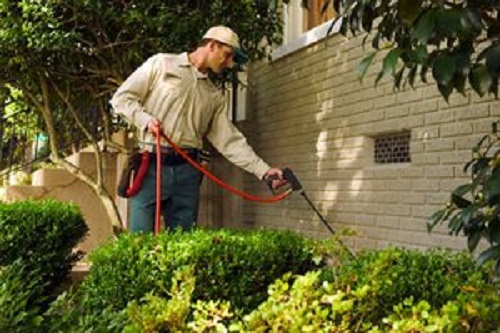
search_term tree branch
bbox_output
[52,81,104,187]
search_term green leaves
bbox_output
[432,54,456,86]
[335,0,499,100]
[477,245,500,266]
[398,0,422,26]
[0,200,88,332]
[412,9,437,44]
[77,229,320,322]
[427,209,447,232]
[483,44,500,77]
[428,126,500,272]
[357,51,376,80]
[469,64,492,97]
[376,47,401,85]
[438,8,463,37]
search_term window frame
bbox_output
[272,0,342,61]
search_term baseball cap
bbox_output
[203,26,248,65]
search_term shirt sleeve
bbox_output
[206,100,270,180]
[110,55,159,133]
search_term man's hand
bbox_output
[264,168,288,190]
[148,118,161,135]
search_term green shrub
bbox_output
[232,249,499,332]
[0,260,46,333]
[48,228,320,330]
[376,293,500,333]
[46,243,499,332]
[231,270,368,332]
[0,200,89,298]
[334,249,486,306]
[121,265,196,332]
[327,247,498,328]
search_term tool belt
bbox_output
[149,148,200,166]
[117,148,202,198]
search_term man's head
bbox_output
[200,26,247,73]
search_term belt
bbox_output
[151,146,198,154]
[149,148,199,166]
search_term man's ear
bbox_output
[207,40,217,52]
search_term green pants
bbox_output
[129,161,203,233]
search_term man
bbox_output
[111,25,285,233]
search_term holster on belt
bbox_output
[117,150,150,198]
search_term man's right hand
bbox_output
[147,118,161,135]
[263,168,288,191]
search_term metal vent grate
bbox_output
[374,131,411,164]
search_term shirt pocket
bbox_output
[160,71,183,94]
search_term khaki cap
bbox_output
[203,26,248,64]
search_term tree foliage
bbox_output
[428,124,500,273]
[0,0,283,151]
[0,0,282,231]
[329,0,500,101]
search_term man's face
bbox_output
[207,41,235,73]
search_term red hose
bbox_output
[153,131,292,234]
[162,132,292,202]
[155,133,162,234]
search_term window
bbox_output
[306,0,336,31]
[274,0,341,60]
[282,0,337,43]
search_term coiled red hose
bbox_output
[154,131,292,234]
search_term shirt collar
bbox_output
[176,52,208,79]
[176,52,191,67]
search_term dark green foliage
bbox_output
[0,200,88,332]
[44,238,500,332]
[0,200,89,298]
[86,228,317,311]
[327,0,500,101]
[0,0,283,149]
[0,260,46,333]
[48,228,319,331]
[429,124,500,272]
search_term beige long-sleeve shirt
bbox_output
[110,52,270,180]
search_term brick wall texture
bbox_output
[209,33,499,253]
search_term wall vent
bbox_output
[374,131,411,164]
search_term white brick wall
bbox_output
[212,31,500,253]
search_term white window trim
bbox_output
[272,17,343,61]
[227,72,248,122]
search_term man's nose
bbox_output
[225,57,235,69]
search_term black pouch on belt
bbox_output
[117,151,150,198]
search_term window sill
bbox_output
[271,17,343,61]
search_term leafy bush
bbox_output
[0,200,89,294]
[47,228,320,330]
[232,248,499,332]
[46,241,499,332]
[121,266,197,332]
[0,260,46,333]
[329,248,493,322]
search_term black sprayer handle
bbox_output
[282,168,302,191]
[265,167,303,193]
